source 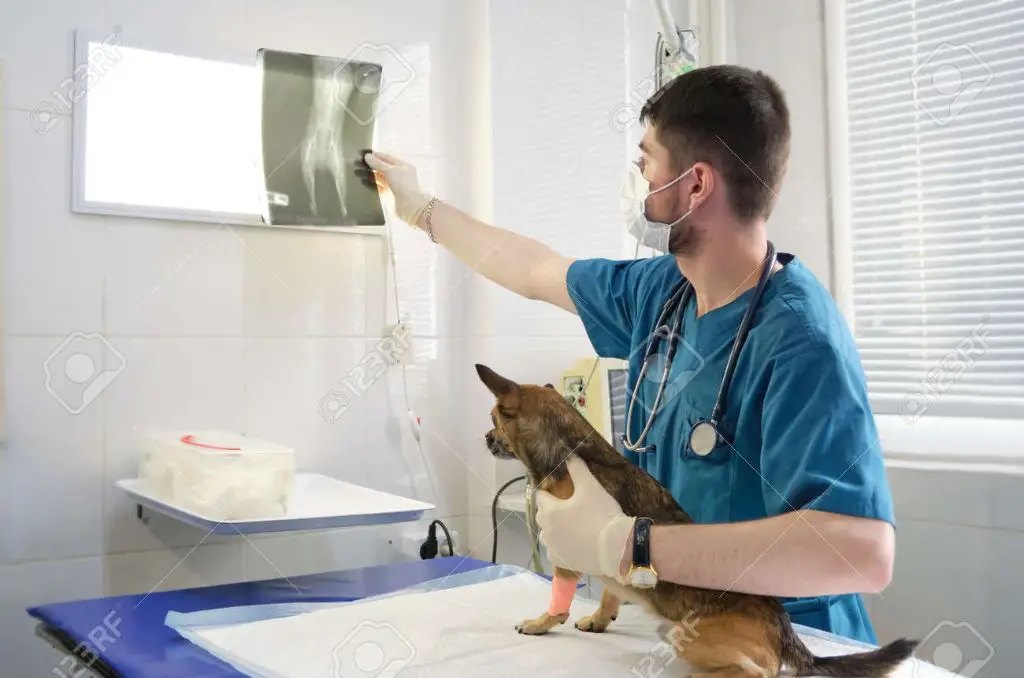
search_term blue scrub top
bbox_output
[565,252,895,645]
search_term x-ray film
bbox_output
[257,48,385,227]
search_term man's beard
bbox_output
[667,218,701,256]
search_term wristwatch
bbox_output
[626,517,658,589]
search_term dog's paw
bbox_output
[515,613,568,635]
[574,613,613,633]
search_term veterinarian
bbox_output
[365,64,896,646]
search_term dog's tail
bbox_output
[780,617,918,677]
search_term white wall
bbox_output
[0,1,482,674]
[728,1,1022,676]
[458,0,684,571]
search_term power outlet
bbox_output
[435,529,458,557]
[398,523,459,559]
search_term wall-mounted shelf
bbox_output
[118,472,434,535]
[495,493,528,514]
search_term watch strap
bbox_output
[632,517,653,568]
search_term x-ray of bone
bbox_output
[257,48,385,227]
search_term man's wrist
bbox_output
[409,193,436,229]
[618,521,635,578]
[596,515,636,580]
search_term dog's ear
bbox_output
[475,364,520,401]
[544,383,554,389]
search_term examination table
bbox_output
[28,556,946,677]
[29,557,491,677]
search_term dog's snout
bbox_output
[485,432,494,446]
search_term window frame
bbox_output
[824,2,1024,460]
[69,29,387,237]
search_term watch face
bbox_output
[630,568,658,589]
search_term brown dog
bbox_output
[476,363,917,678]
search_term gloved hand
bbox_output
[534,456,636,582]
[363,151,434,226]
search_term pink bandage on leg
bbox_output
[547,575,578,616]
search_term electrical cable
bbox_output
[382,213,443,510]
[523,476,543,573]
[491,475,526,564]
[379,209,455,558]
[432,518,454,556]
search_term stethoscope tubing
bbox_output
[622,242,778,454]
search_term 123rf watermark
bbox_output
[332,620,416,678]
[31,26,123,135]
[319,324,412,423]
[43,332,127,415]
[609,31,700,134]
[901,317,990,424]
[914,620,993,677]
[52,610,122,677]
[911,43,993,127]
[630,613,701,678]
[332,42,416,126]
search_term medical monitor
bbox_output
[559,357,629,455]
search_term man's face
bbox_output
[638,126,700,254]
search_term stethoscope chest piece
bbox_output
[622,241,778,456]
[688,420,720,457]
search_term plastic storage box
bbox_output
[137,430,296,521]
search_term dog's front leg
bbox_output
[575,584,621,633]
[515,566,579,635]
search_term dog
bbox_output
[476,363,917,677]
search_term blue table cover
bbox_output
[27,556,494,678]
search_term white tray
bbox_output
[116,472,435,535]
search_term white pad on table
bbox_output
[179,571,961,677]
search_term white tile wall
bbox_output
[240,228,371,338]
[242,528,398,582]
[2,337,105,563]
[104,222,246,337]
[0,0,107,111]
[3,111,108,335]
[2,0,474,674]
[104,542,246,596]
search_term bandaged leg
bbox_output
[515,566,580,636]
[547,572,579,616]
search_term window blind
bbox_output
[842,0,1024,420]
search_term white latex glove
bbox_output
[534,456,636,582]
[363,151,434,226]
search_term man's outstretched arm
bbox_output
[365,152,576,313]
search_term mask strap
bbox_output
[648,165,698,228]
[648,165,695,196]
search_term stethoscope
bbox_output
[622,241,778,457]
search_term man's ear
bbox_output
[475,364,520,403]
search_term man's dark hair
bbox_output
[639,65,791,223]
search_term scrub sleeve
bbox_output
[564,257,655,360]
[759,337,896,643]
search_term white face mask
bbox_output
[620,162,694,253]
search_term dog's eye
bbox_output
[490,413,496,426]
[498,408,516,420]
